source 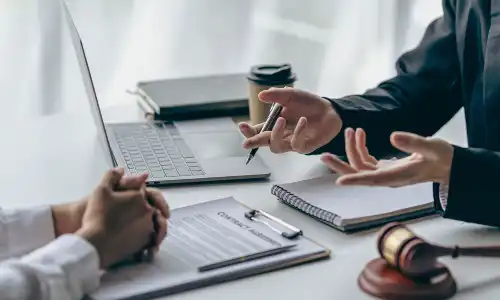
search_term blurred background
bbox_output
[0,0,463,142]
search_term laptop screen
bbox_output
[61,1,116,167]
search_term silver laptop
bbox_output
[62,1,271,186]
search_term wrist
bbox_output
[51,200,86,237]
[437,143,454,185]
[76,225,107,268]
[321,97,344,132]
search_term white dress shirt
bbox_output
[0,206,100,300]
[439,184,449,210]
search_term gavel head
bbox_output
[377,222,441,278]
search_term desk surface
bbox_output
[2,102,500,300]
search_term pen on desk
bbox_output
[245,103,284,165]
[198,244,296,272]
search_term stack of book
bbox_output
[132,73,250,121]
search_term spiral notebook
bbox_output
[271,174,435,232]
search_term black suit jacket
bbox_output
[313,0,500,227]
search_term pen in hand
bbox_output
[245,103,283,165]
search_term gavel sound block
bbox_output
[358,222,500,300]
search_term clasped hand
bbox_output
[52,168,170,269]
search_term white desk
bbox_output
[2,102,500,300]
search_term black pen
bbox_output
[245,103,284,165]
[198,244,296,272]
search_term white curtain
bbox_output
[0,0,445,123]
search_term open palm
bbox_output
[320,128,454,187]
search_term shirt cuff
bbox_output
[21,234,101,297]
[0,206,55,260]
[439,184,449,211]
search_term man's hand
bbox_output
[320,128,454,187]
[51,172,170,246]
[239,87,343,154]
[75,168,166,269]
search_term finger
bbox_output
[336,160,421,186]
[116,189,151,212]
[145,211,166,260]
[146,188,170,219]
[118,172,149,190]
[320,153,357,175]
[390,132,436,157]
[269,117,288,153]
[100,167,125,189]
[291,117,310,153]
[154,214,168,251]
[355,128,377,166]
[258,87,294,105]
[242,131,272,149]
[146,216,167,262]
[238,122,263,138]
[345,128,368,170]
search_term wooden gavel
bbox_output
[377,222,500,278]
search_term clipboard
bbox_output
[89,197,331,300]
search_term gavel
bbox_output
[377,222,500,278]
[358,222,500,299]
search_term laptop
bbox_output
[61,1,271,185]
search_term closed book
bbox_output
[134,73,250,121]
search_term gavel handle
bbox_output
[451,245,500,258]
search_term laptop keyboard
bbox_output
[112,122,205,179]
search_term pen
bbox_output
[245,103,284,165]
[198,244,296,272]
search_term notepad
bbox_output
[271,174,435,232]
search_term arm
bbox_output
[315,0,463,158]
[0,202,85,261]
[433,146,500,227]
[0,235,100,300]
[0,206,55,261]
[0,206,100,300]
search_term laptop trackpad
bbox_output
[182,132,247,159]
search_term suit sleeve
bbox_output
[433,146,500,227]
[311,0,463,158]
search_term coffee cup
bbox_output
[246,63,297,125]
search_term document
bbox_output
[160,206,294,268]
[90,197,329,300]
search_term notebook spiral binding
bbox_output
[271,185,342,226]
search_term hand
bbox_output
[320,128,454,187]
[239,87,343,154]
[143,187,169,254]
[51,172,170,248]
[75,168,162,268]
[115,173,170,255]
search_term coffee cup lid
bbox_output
[247,63,297,85]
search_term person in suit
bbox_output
[239,0,499,227]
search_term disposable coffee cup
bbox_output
[247,63,297,125]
